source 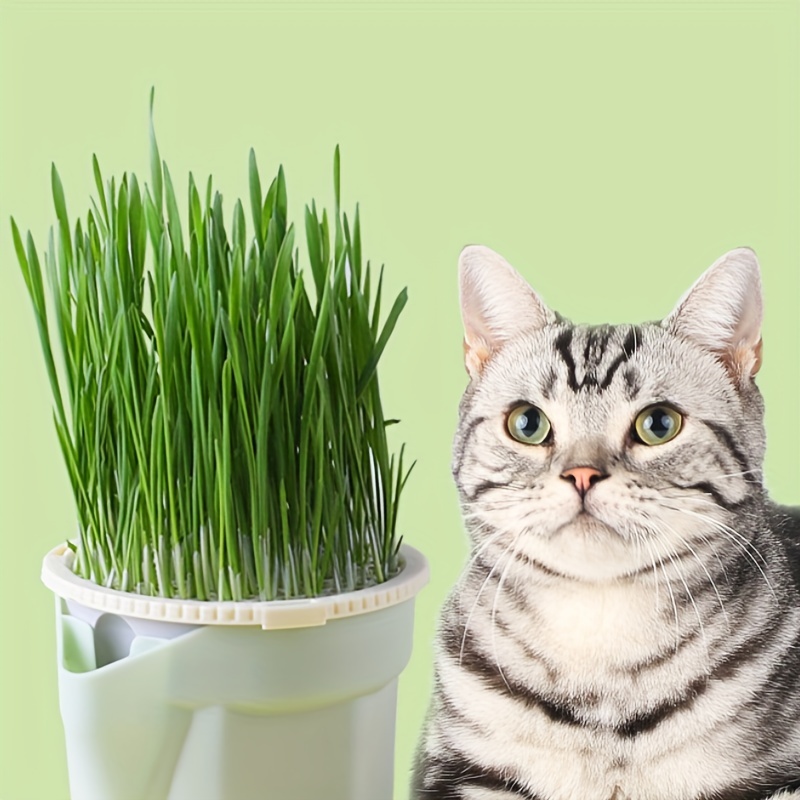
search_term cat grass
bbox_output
[11,90,412,601]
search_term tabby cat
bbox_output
[412,246,800,800]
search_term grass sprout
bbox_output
[11,90,413,601]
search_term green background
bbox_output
[1,2,798,798]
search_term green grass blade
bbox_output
[51,164,73,266]
[248,148,263,240]
[149,87,163,214]
[356,287,408,397]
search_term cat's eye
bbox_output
[633,404,683,446]
[507,404,551,445]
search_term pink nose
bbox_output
[560,466,607,497]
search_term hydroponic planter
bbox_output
[42,542,429,800]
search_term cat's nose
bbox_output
[560,466,609,498]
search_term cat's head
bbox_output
[453,245,766,581]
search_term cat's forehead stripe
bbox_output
[541,368,558,401]
[552,324,642,395]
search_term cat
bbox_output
[411,245,800,800]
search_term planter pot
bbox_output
[42,542,429,800]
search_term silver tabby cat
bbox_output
[412,246,800,800]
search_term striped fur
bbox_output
[412,247,800,800]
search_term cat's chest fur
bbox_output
[520,578,670,672]
[456,562,711,727]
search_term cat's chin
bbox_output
[542,513,646,581]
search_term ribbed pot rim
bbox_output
[42,542,429,630]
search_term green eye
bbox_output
[507,404,551,445]
[633,404,683,446]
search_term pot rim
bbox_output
[42,542,429,630]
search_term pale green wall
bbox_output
[1,3,797,799]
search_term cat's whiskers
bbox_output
[665,496,767,559]
[631,526,663,624]
[460,525,508,583]
[655,489,767,562]
[630,528,648,588]
[458,530,514,668]
[649,524,709,652]
[709,469,763,481]
[687,527,731,595]
[670,502,769,567]
[465,495,556,544]
[658,504,777,600]
[664,497,767,586]
[623,510,664,600]
[656,514,731,632]
[660,491,748,513]
[489,529,525,693]
[639,530,682,653]
[663,469,763,483]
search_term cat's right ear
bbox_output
[459,245,556,379]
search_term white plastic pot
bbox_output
[42,542,429,800]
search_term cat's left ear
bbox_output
[664,247,763,381]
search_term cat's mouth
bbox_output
[562,508,621,537]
